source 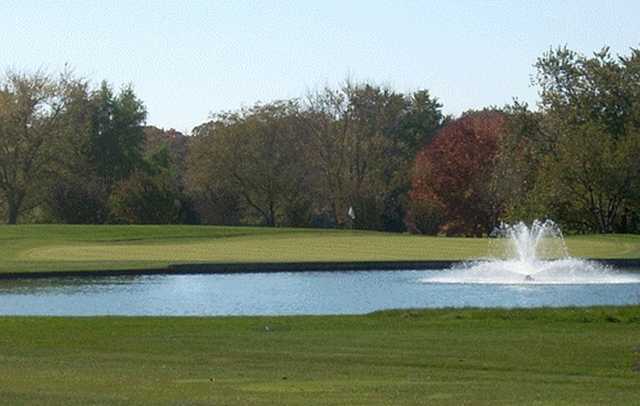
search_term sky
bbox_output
[1,1,639,133]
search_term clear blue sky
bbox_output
[2,1,639,133]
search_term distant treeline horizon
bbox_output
[1,45,639,235]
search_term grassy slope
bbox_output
[0,307,639,405]
[1,225,640,273]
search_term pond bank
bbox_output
[1,258,639,280]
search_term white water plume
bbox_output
[422,220,640,285]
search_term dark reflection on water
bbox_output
[1,270,640,316]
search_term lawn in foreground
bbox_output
[0,307,639,405]
[1,225,640,273]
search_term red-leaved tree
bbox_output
[407,111,506,236]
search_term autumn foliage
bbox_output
[407,111,506,236]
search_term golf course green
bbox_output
[2,225,640,274]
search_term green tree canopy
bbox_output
[498,46,640,232]
[0,70,72,224]
[187,101,311,227]
[89,82,147,186]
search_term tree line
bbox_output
[1,45,639,234]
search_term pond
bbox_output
[1,269,640,316]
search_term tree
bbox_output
[144,126,189,188]
[303,82,445,231]
[108,169,183,224]
[493,101,557,223]
[397,90,448,158]
[515,46,640,232]
[89,82,147,187]
[106,125,194,224]
[46,80,148,224]
[391,90,448,230]
[342,83,407,230]
[186,121,242,226]
[0,71,69,224]
[46,76,110,224]
[187,101,311,227]
[408,111,506,236]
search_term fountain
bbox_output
[422,220,640,285]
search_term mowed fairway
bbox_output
[1,225,640,273]
[0,308,639,405]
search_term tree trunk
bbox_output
[7,200,18,224]
[5,189,24,225]
[267,201,276,227]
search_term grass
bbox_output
[1,224,640,273]
[0,307,639,405]
[1,228,639,403]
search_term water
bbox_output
[422,220,634,285]
[1,270,639,316]
[1,220,639,315]
[492,219,571,261]
[422,260,638,284]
